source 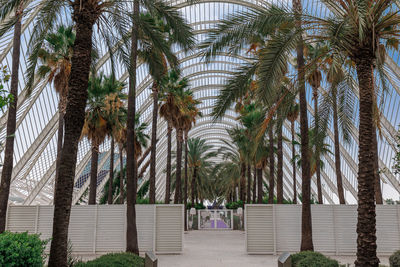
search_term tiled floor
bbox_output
[157,231,390,267]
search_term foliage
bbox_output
[0,65,12,111]
[75,253,144,267]
[225,200,244,209]
[291,251,339,267]
[135,198,163,205]
[262,196,293,205]
[385,199,400,205]
[0,232,47,267]
[186,202,206,210]
[390,250,400,267]
[393,128,400,176]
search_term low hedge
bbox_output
[75,253,144,267]
[390,250,400,267]
[291,251,339,267]
[0,231,47,267]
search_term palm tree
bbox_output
[188,138,217,205]
[81,74,114,205]
[0,1,23,233]
[293,129,333,193]
[268,125,275,204]
[159,70,188,203]
[36,25,75,200]
[102,76,126,205]
[305,43,326,204]
[124,2,193,253]
[142,13,194,205]
[287,101,299,204]
[320,52,355,205]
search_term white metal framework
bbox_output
[0,0,399,205]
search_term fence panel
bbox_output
[96,205,125,252]
[155,205,183,254]
[245,205,274,254]
[5,204,184,255]
[245,205,400,255]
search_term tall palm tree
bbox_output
[36,25,75,200]
[287,102,299,204]
[81,74,115,205]
[188,138,217,205]
[268,125,275,204]
[159,70,188,203]
[0,0,23,233]
[320,52,355,205]
[124,2,193,253]
[102,76,126,205]
[143,13,194,204]
[305,43,326,204]
[292,0,313,251]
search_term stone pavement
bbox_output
[157,231,390,267]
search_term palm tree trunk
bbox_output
[252,165,257,203]
[174,128,183,204]
[332,88,345,204]
[313,86,323,204]
[293,0,313,251]
[372,126,382,204]
[247,164,251,203]
[149,82,158,204]
[165,123,172,204]
[257,168,263,204]
[354,56,379,267]
[54,108,64,202]
[0,11,22,233]
[89,144,99,205]
[184,134,188,231]
[107,137,115,205]
[240,162,246,202]
[119,146,124,204]
[268,127,275,204]
[291,121,297,204]
[48,3,96,264]
[125,0,140,255]
[191,166,197,206]
[277,123,283,204]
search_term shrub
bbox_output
[225,200,244,209]
[75,253,144,267]
[0,231,47,267]
[291,251,339,267]
[390,250,400,267]
[186,202,206,210]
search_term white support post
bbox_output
[5,204,10,231]
[272,205,277,255]
[333,205,338,255]
[397,206,400,249]
[230,210,233,230]
[124,204,127,251]
[93,205,98,254]
[153,205,157,252]
[34,205,39,234]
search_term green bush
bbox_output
[225,200,244,209]
[186,202,205,210]
[0,231,47,267]
[291,251,339,267]
[390,250,400,267]
[75,253,144,267]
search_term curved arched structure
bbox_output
[0,0,399,205]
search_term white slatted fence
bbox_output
[245,204,400,256]
[5,204,183,255]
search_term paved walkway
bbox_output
[157,231,390,267]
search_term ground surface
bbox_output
[157,231,390,267]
